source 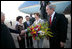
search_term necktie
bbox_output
[50,16,52,25]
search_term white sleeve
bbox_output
[40,20,44,24]
[24,29,27,32]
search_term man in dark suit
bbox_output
[46,5,68,48]
[1,23,16,48]
[29,14,35,25]
[1,12,19,48]
[40,1,50,20]
[23,16,33,48]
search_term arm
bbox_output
[9,28,19,34]
[59,14,68,42]
[20,21,36,35]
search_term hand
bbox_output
[46,37,49,40]
[60,41,64,48]
[20,30,26,35]
[18,36,21,41]
[46,35,49,40]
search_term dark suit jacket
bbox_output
[9,28,19,34]
[29,17,35,25]
[40,1,50,20]
[49,12,68,43]
[23,21,31,29]
[40,1,50,11]
[1,23,16,48]
[40,1,50,8]
[23,21,31,36]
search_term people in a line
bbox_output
[23,16,33,48]
[1,2,69,48]
[46,4,68,48]
[1,12,19,48]
[15,16,25,48]
[21,13,44,48]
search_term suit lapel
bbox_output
[25,22,28,27]
[26,21,30,27]
[51,13,57,26]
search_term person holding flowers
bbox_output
[32,13,44,48]
[21,13,44,48]
[20,12,53,48]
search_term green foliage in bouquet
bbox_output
[27,21,53,40]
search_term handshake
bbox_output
[20,30,26,35]
[18,30,27,41]
[18,30,26,41]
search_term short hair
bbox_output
[47,4,56,11]
[16,16,23,21]
[34,13,40,17]
[1,12,5,17]
[25,15,29,18]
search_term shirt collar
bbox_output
[51,11,55,17]
[51,11,55,22]
[27,21,29,22]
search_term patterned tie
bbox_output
[50,16,52,25]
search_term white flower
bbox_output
[38,31,45,35]
[35,28,38,31]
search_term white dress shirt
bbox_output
[51,11,55,22]
[27,21,30,26]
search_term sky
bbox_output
[1,1,30,22]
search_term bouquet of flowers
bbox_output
[27,21,53,40]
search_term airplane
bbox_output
[18,1,71,15]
